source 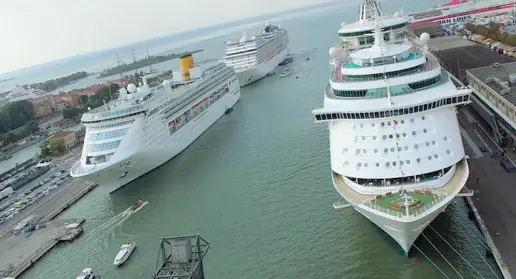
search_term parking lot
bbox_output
[0,148,81,231]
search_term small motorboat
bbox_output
[124,200,148,216]
[130,200,144,211]
[114,241,136,267]
[76,268,98,279]
[280,68,292,78]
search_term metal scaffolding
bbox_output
[151,235,210,279]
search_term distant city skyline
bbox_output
[0,0,334,75]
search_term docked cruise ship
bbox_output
[70,53,241,189]
[409,0,516,24]
[225,23,289,87]
[312,0,471,254]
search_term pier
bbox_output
[428,35,516,278]
[0,179,97,278]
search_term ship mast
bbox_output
[359,0,383,22]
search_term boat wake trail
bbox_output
[85,201,149,239]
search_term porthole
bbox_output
[389,135,393,139]
[398,147,402,151]
[401,120,405,124]
[360,124,364,128]
[357,163,362,168]
[428,156,432,160]
[423,129,428,133]
[381,122,385,127]
[406,160,411,164]
[444,136,448,141]
[363,149,367,154]
[426,142,430,146]
[391,148,395,152]
[383,135,387,140]
[374,149,378,153]
[393,162,397,166]
[412,131,416,136]
[422,116,426,120]
[411,118,415,122]
[400,161,404,166]
[387,122,392,126]
[404,146,409,151]
[384,148,388,153]
[417,158,421,163]
[396,134,400,138]
[364,163,368,167]
[371,123,376,127]
[362,136,366,140]
[434,154,438,159]
[446,150,451,155]
[373,136,377,140]
[414,144,419,149]
[356,150,361,154]
[386,162,390,167]
[432,140,436,145]
[376,163,380,167]
[402,133,406,137]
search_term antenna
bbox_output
[147,49,152,74]
[132,48,136,63]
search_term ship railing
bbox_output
[81,104,146,122]
[332,58,439,83]
[342,50,425,69]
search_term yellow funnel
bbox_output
[179,54,194,81]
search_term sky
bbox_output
[0,0,333,75]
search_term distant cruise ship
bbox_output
[225,23,289,87]
[409,0,516,24]
[71,53,241,190]
[313,0,471,254]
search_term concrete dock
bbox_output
[0,218,85,278]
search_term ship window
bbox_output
[88,140,121,152]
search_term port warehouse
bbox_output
[427,36,516,167]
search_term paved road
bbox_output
[458,106,516,277]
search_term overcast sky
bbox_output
[0,0,332,74]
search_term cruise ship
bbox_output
[409,0,516,24]
[225,22,289,87]
[70,53,241,189]
[312,0,471,254]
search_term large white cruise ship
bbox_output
[70,53,241,189]
[312,0,471,255]
[225,23,289,87]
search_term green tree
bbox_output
[24,120,39,134]
[79,95,89,105]
[63,107,82,119]
[48,138,66,155]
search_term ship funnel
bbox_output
[179,53,194,81]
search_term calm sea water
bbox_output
[13,1,502,278]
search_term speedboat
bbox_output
[76,268,98,279]
[280,68,292,78]
[130,200,144,211]
[114,241,136,267]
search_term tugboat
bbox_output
[76,268,98,279]
[114,241,136,267]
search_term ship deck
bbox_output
[333,158,468,217]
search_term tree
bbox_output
[63,107,82,119]
[39,140,52,157]
[47,138,66,155]
[79,95,89,105]
[23,120,39,135]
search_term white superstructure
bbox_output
[71,53,241,190]
[225,22,289,87]
[313,0,471,255]
[114,241,136,267]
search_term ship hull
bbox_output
[237,49,288,87]
[71,88,240,191]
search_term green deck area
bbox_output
[373,192,439,214]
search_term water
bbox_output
[14,1,502,278]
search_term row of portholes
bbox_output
[344,137,452,155]
[355,116,427,129]
[346,150,453,168]
[355,128,438,142]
